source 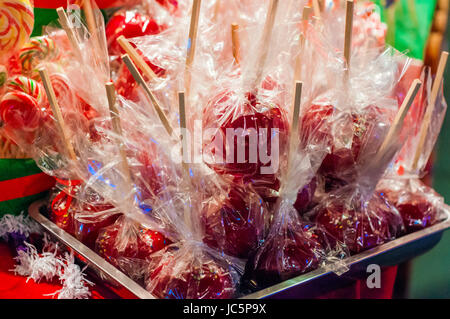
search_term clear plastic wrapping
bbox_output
[377,65,449,233]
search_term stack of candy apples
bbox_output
[1,0,449,299]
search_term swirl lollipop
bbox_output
[19,36,58,76]
[7,75,45,104]
[0,90,40,131]
[0,0,34,58]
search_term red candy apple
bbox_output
[247,221,323,287]
[294,177,317,214]
[96,218,171,276]
[147,253,234,299]
[73,202,121,249]
[315,196,402,254]
[379,188,440,234]
[201,187,268,259]
[300,103,334,147]
[301,104,385,190]
[202,91,289,203]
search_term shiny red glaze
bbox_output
[294,177,317,214]
[381,190,440,234]
[73,203,121,249]
[148,257,234,299]
[315,199,400,254]
[316,105,382,189]
[300,104,334,146]
[249,223,322,287]
[397,197,437,233]
[96,221,170,269]
[203,91,289,202]
[202,187,267,259]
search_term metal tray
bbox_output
[29,200,450,299]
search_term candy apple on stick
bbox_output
[378,52,449,234]
[313,80,422,254]
[92,83,171,277]
[299,1,401,192]
[38,69,122,249]
[202,0,290,205]
[244,82,346,288]
[103,85,249,297]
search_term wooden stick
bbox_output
[185,0,202,96]
[291,81,303,137]
[121,54,174,137]
[377,79,422,158]
[287,82,303,176]
[105,82,133,186]
[82,0,97,34]
[231,23,241,65]
[312,0,322,20]
[117,36,157,81]
[251,0,280,89]
[294,6,312,82]
[178,91,193,227]
[56,7,82,58]
[412,51,449,171]
[344,0,354,70]
[39,68,77,162]
[178,91,190,172]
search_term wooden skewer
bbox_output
[121,54,174,137]
[294,6,312,82]
[56,7,83,58]
[117,36,157,82]
[312,0,322,20]
[105,82,133,187]
[82,0,97,37]
[377,79,422,159]
[291,81,303,139]
[286,82,303,188]
[231,23,241,65]
[412,51,449,171]
[344,0,354,71]
[251,0,280,89]
[178,91,193,228]
[39,68,77,162]
[178,91,190,173]
[185,0,202,96]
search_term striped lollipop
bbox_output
[19,36,58,76]
[0,90,40,131]
[0,0,34,57]
[7,75,45,104]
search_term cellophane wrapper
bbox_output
[377,66,449,233]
